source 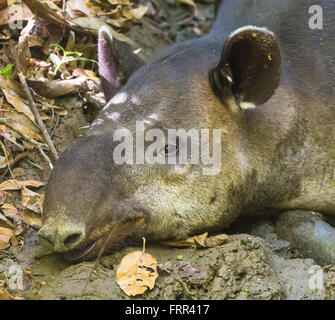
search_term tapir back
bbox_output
[212,0,335,213]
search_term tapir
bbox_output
[39,0,335,264]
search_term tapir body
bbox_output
[40,0,335,262]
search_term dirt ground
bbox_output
[3,221,335,300]
[1,0,335,300]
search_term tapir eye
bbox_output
[164,144,178,156]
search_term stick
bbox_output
[81,232,114,296]
[0,118,46,148]
[18,73,59,162]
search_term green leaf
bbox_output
[49,44,98,76]
[0,64,13,79]
[50,43,67,56]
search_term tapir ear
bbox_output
[98,26,145,102]
[209,26,281,108]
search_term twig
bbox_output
[18,72,59,162]
[38,146,53,169]
[0,118,46,148]
[81,232,114,296]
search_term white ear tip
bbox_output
[99,26,113,39]
[240,102,257,110]
[229,25,274,38]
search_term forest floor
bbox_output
[1,0,335,300]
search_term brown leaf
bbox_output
[0,286,24,300]
[0,180,44,191]
[72,17,133,44]
[205,234,230,248]
[128,6,148,20]
[66,0,92,18]
[162,232,208,248]
[0,226,14,237]
[21,187,44,214]
[117,250,158,296]
[194,232,208,248]
[1,203,24,235]
[21,209,42,228]
[0,77,35,123]
[0,234,10,249]
[27,77,87,98]
[0,211,13,228]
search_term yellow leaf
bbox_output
[128,6,148,20]
[0,234,10,249]
[21,209,42,228]
[0,226,14,237]
[0,180,44,191]
[117,250,158,296]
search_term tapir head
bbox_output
[39,25,281,260]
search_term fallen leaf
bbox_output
[117,249,158,296]
[0,180,44,191]
[179,262,202,279]
[194,232,208,248]
[0,234,10,249]
[162,232,208,248]
[73,17,133,44]
[21,187,44,214]
[21,209,42,228]
[0,226,14,237]
[129,6,148,20]
[0,286,24,300]
[205,234,230,248]
[27,77,87,98]
[1,203,24,235]
[161,233,229,249]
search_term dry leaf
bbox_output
[128,6,148,20]
[194,232,208,248]
[0,211,13,228]
[205,234,230,248]
[162,232,208,248]
[162,233,230,248]
[21,187,44,214]
[0,180,44,191]
[0,87,35,123]
[73,17,133,44]
[0,226,14,237]
[117,250,158,296]
[0,234,11,249]
[1,203,24,235]
[0,286,24,300]
[21,209,42,228]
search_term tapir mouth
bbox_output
[64,240,99,261]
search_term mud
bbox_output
[3,228,335,300]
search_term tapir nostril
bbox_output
[64,233,83,248]
[39,223,85,252]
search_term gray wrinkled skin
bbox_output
[39,0,335,261]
